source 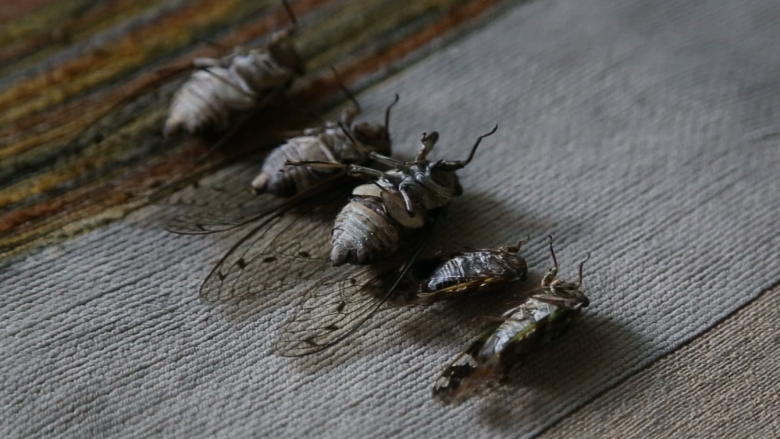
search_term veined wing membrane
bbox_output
[166,204,274,235]
[275,219,437,357]
[168,175,356,303]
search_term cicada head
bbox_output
[502,254,529,282]
[497,236,529,279]
[542,236,590,307]
[549,279,589,308]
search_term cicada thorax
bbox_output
[251,87,398,196]
[164,10,303,136]
[325,126,500,267]
[252,118,392,196]
[415,247,528,303]
[433,238,590,403]
[328,164,463,266]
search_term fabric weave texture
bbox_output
[3,0,780,437]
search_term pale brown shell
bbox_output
[164,51,295,135]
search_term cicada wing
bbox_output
[273,263,391,357]
[415,276,514,304]
[432,323,501,404]
[164,172,352,236]
[165,204,276,235]
[275,217,440,358]
[191,177,356,303]
[197,212,327,303]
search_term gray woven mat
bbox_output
[3,0,780,437]
[541,286,780,438]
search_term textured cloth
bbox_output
[3,0,780,438]
[541,285,780,439]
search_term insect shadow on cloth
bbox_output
[433,236,591,404]
[167,125,500,357]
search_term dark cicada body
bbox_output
[164,1,304,136]
[433,237,590,403]
[413,239,529,304]
[251,93,398,196]
[289,126,498,266]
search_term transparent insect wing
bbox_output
[275,220,438,357]
[432,323,501,403]
[274,264,390,357]
[166,175,356,304]
[165,204,270,235]
[198,207,335,304]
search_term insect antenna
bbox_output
[337,120,361,149]
[282,0,298,31]
[461,124,498,167]
[432,125,497,171]
[384,93,400,132]
[578,252,591,286]
[330,66,361,115]
[507,235,530,252]
[547,235,559,270]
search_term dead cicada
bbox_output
[251,80,399,196]
[409,238,530,304]
[164,89,400,235]
[432,236,590,404]
[275,231,529,357]
[287,125,498,266]
[164,0,304,136]
[167,127,498,356]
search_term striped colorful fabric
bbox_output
[0,0,512,261]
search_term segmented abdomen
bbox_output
[164,52,294,135]
[330,196,401,266]
[423,251,523,292]
[253,136,338,196]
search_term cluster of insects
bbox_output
[165,0,592,404]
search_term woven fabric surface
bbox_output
[3,0,780,437]
[0,0,513,259]
[540,285,780,438]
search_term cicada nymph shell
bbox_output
[251,92,399,196]
[163,1,304,136]
[287,125,499,266]
[433,236,590,404]
[411,238,529,304]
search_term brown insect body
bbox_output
[433,237,590,403]
[164,2,303,136]
[414,240,528,304]
[289,126,497,266]
[251,95,397,196]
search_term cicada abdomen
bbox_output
[433,236,590,403]
[413,239,529,304]
[164,1,304,136]
[288,125,498,266]
[251,92,398,196]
